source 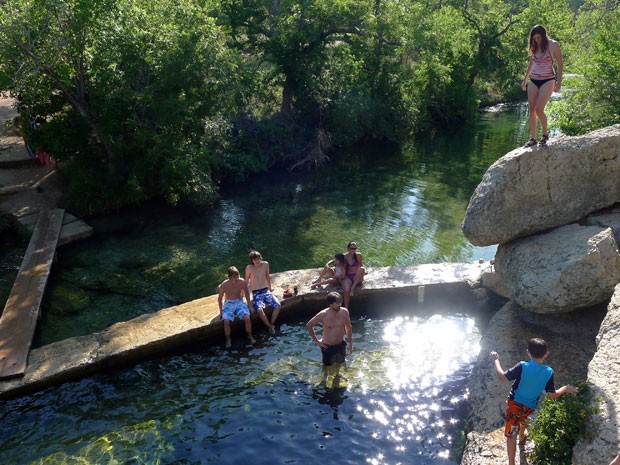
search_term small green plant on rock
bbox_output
[529,380,596,465]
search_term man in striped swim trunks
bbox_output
[245,250,280,334]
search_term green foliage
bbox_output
[529,380,596,465]
[553,2,620,134]
[0,0,240,212]
[1,0,605,211]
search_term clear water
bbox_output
[28,103,527,346]
[0,312,481,465]
[0,104,528,464]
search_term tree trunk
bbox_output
[281,72,293,114]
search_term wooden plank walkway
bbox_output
[16,210,93,246]
[0,208,64,380]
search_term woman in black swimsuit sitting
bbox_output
[520,25,564,147]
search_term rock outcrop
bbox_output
[461,124,620,464]
[462,125,620,246]
[586,206,620,243]
[461,301,605,465]
[494,224,620,313]
[572,284,620,465]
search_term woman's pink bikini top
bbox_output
[531,48,555,79]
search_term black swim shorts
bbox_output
[322,340,347,366]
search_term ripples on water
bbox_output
[0,106,525,464]
[0,313,481,465]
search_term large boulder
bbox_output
[462,301,603,465]
[573,284,620,465]
[462,125,620,246]
[494,224,620,313]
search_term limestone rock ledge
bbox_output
[573,283,620,465]
[462,124,620,246]
[0,261,489,400]
[494,224,620,313]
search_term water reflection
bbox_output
[352,315,479,464]
[0,312,482,465]
[19,105,528,345]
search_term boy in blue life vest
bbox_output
[490,338,577,465]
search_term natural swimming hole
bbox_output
[0,310,484,465]
[0,104,528,463]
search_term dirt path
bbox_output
[0,95,64,217]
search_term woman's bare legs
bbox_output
[312,277,340,288]
[343,278,352,309]
[349,267,366,297]
[312,266,335,287]
[527,80,555,139]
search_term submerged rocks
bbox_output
[462,125,620,246]
[494,225,620,313]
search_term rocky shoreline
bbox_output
[462,125,620,465]
[3,90,620,463]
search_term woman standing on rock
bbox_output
[521,25,563,148]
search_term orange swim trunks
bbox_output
[504,400,534,438]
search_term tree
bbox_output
[0,0,242,212]
[552,0,620,134]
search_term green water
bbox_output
[2,104,529,346]
[0,104,529,465]
[1,312,483,465]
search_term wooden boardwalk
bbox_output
[0,209,64,380]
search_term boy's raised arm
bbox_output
[489,351,509,382]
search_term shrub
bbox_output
[529,380,596,465]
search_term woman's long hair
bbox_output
[529,25,549,55]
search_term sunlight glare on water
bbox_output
[350,314,481,464]
[382,315,480,388]
[0,313,484,465]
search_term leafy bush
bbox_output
[529,380,596,465]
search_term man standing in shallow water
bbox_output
[307,292,353,386]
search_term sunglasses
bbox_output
[349,247,357,250]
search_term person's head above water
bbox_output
[327,291,343,306]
